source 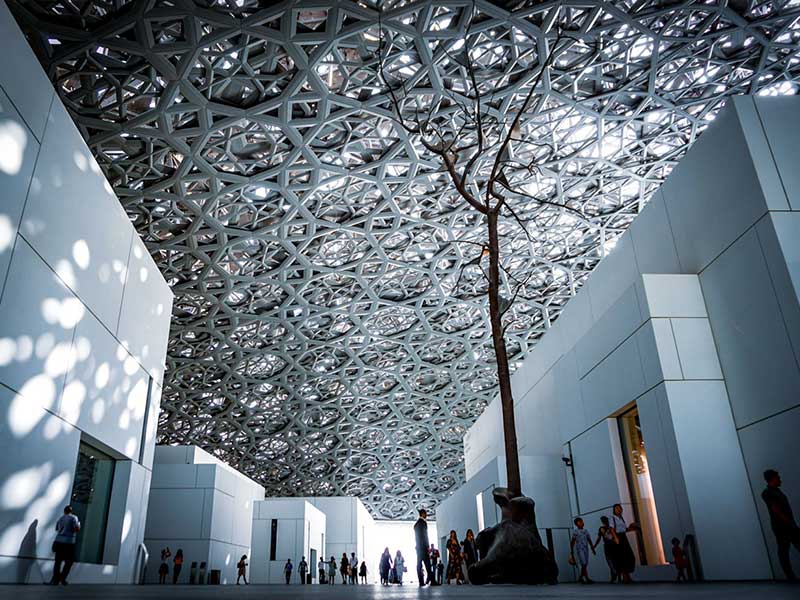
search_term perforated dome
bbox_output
[12,0,800,518]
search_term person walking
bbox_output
[236,554,248,585]
[592,516,618,583]
[761,469,800,581]
[462,529,478,581]
[437,559,444,585]
[570,517,595,584]
[172,548,184,584]
[380,547,392,585]
[319,556,327,584]
[50,506,81,586]
[671,538,689,582]
[283,558,293,584]
[429,543,440,570]
[414,509,434,586]
[328,556,337,584]
[446,530,463,584]
[349,552,358,584]
[340,553,349,584]
[299,556,308,584]
[611,504,638,583]
[158,547,171,584]
[394,550,405,585]
[359,561,368,584]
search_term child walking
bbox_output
[671,538,689,582]
[237,554,248,585]
[570,517,596,584]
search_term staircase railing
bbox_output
[137,543,149,584]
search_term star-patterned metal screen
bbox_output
[10,0,800,519]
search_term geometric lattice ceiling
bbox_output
[11,0,800,519]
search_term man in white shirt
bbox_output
[51,506,81,585]
[349,552,358,584]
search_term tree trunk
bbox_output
[486,210,522,497]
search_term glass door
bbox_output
[70,441,116,564]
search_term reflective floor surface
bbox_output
[0,582,796,599]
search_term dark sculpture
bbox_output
[468,488,559,585]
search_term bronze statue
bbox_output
[468,488,558,585]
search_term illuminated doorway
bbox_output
[618,406,666,565]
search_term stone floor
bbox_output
[0,582,796,599]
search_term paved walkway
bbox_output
[0,582,795,599]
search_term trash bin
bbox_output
[209,570,221,584]
[189,561,198,584]
[198,561,207,584]
[307,574,313,585]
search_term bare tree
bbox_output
[378,7,586,498]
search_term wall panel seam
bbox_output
[753,221,800,374]
[115,233,135,337]
[0,93,53,304]
[753,100,791,205]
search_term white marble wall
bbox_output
[0,3,172,584]
[454,95,800,582]
[143,446,265,584]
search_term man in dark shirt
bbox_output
[761,469,799,581]
[414,509,434,586]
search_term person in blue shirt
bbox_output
[283,558,293,584]
[50,506,80,585]
[570,517,596,584]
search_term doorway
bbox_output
[70,440,116,564]
[618,406,666,566]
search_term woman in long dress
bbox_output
[461,529,478,582]
[446,530,464,584]
[328,556,337,585]
[379,548,392,585]
[394,550,405,585]
[172,549,184,584]
[611,504,638,583]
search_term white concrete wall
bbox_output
[249,496,378,584]
[250,499,326,584]
[143,446,264,584]
[453,96,800,582]
[293,497,375,582]
[315,497,372,571]
[0,3,172,584]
